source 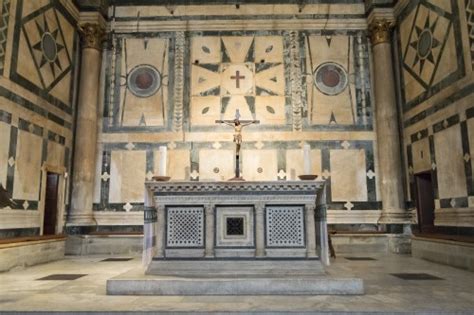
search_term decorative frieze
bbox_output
[173,31,185,132]
[288,30,303,131]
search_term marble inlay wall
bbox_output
[398,0,474,226]
[94,2,382,225]
[0,0,78,237]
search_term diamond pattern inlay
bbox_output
[166,207,204,247]
[266,206,304,247]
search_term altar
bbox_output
[107,180,364,295]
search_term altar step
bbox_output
[107,267,364,295]
[146,258,326,277]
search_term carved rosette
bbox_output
[369,19,394,46]
[79,23,105,50]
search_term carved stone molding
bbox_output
[369,19,394,45]
[78,23,105,50]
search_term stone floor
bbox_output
[0,254,473,314]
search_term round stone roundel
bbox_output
[127,64,161,98]
[314,62,348,96]
[41,32,58,62]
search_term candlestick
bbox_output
[303,144,311,175]
[159,146,167,176]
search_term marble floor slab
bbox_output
[0,254,473,314]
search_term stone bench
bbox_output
[65,233,143,255]
[412,235,474,271]
[0,235,66,272]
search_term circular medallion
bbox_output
[41,32,57,62]
[257,167,263,173]
[417,30,432,59]
[127,64,161,98]
[314,62,348,96]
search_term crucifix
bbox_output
[230,70,245,89]
[215,109,259,181]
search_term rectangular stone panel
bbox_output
[155,149,190,180]
[412,138,431,173]
[46,141,65,168]
[242,149,277,181]
[286,149,321,180]
[0,122,10,187]
[199,149,234,181]
[13,130,42,201]
[216,206,254,247]
[109,150,146,203]
[435,124,467,199]
[330,149,367,202]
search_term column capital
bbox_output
[205,203,215,216]
[78,23,105,50]
[369,19,395,46]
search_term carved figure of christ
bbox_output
[215,109,260,180]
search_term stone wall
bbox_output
[0,0,79,237]
[92,2,384,228]
[397,0,474,227]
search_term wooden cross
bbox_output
[230,70,245,89]
[215,109,259,180]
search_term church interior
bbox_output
[0,0,474,313]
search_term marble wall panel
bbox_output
[435,124,467,199]
[12,130,42,201]
[46,141,65,168]
[154,149,190,181]
[468,118,474,177]
[109,150,146,203]
[0,122,10,186]
[306,35,355,125]
[242,149,277,181]
[330,149,367,202]
[412,137,431,174]
[199,149,234,181]
[398,0,465,109]
[120,37,168,127]
[286,149,322,180]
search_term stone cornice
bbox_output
[146,180,325,196]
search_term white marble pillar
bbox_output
[69,23,105,226]
[305,204,317,257]
[255,203,266,257]
[205,203,215,257]
[369,19,407,224]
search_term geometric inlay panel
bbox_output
[166,207,204,247]
[265,206,305,247]
[216,206,254,247]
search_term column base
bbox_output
[67,213,96,227]
[378,211,413,224]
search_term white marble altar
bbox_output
[106,180,363,295]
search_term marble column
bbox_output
[305,204,317,257]
[69,23,105,226]
[156,205,166,258]
[255,203,266,257]
[205,204,215,257]
[369,19,407,224]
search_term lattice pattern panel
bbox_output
[166,207,204,247]
[266,206,305,247]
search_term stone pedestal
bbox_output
[69,23,105,226]
[369,19,409,224]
